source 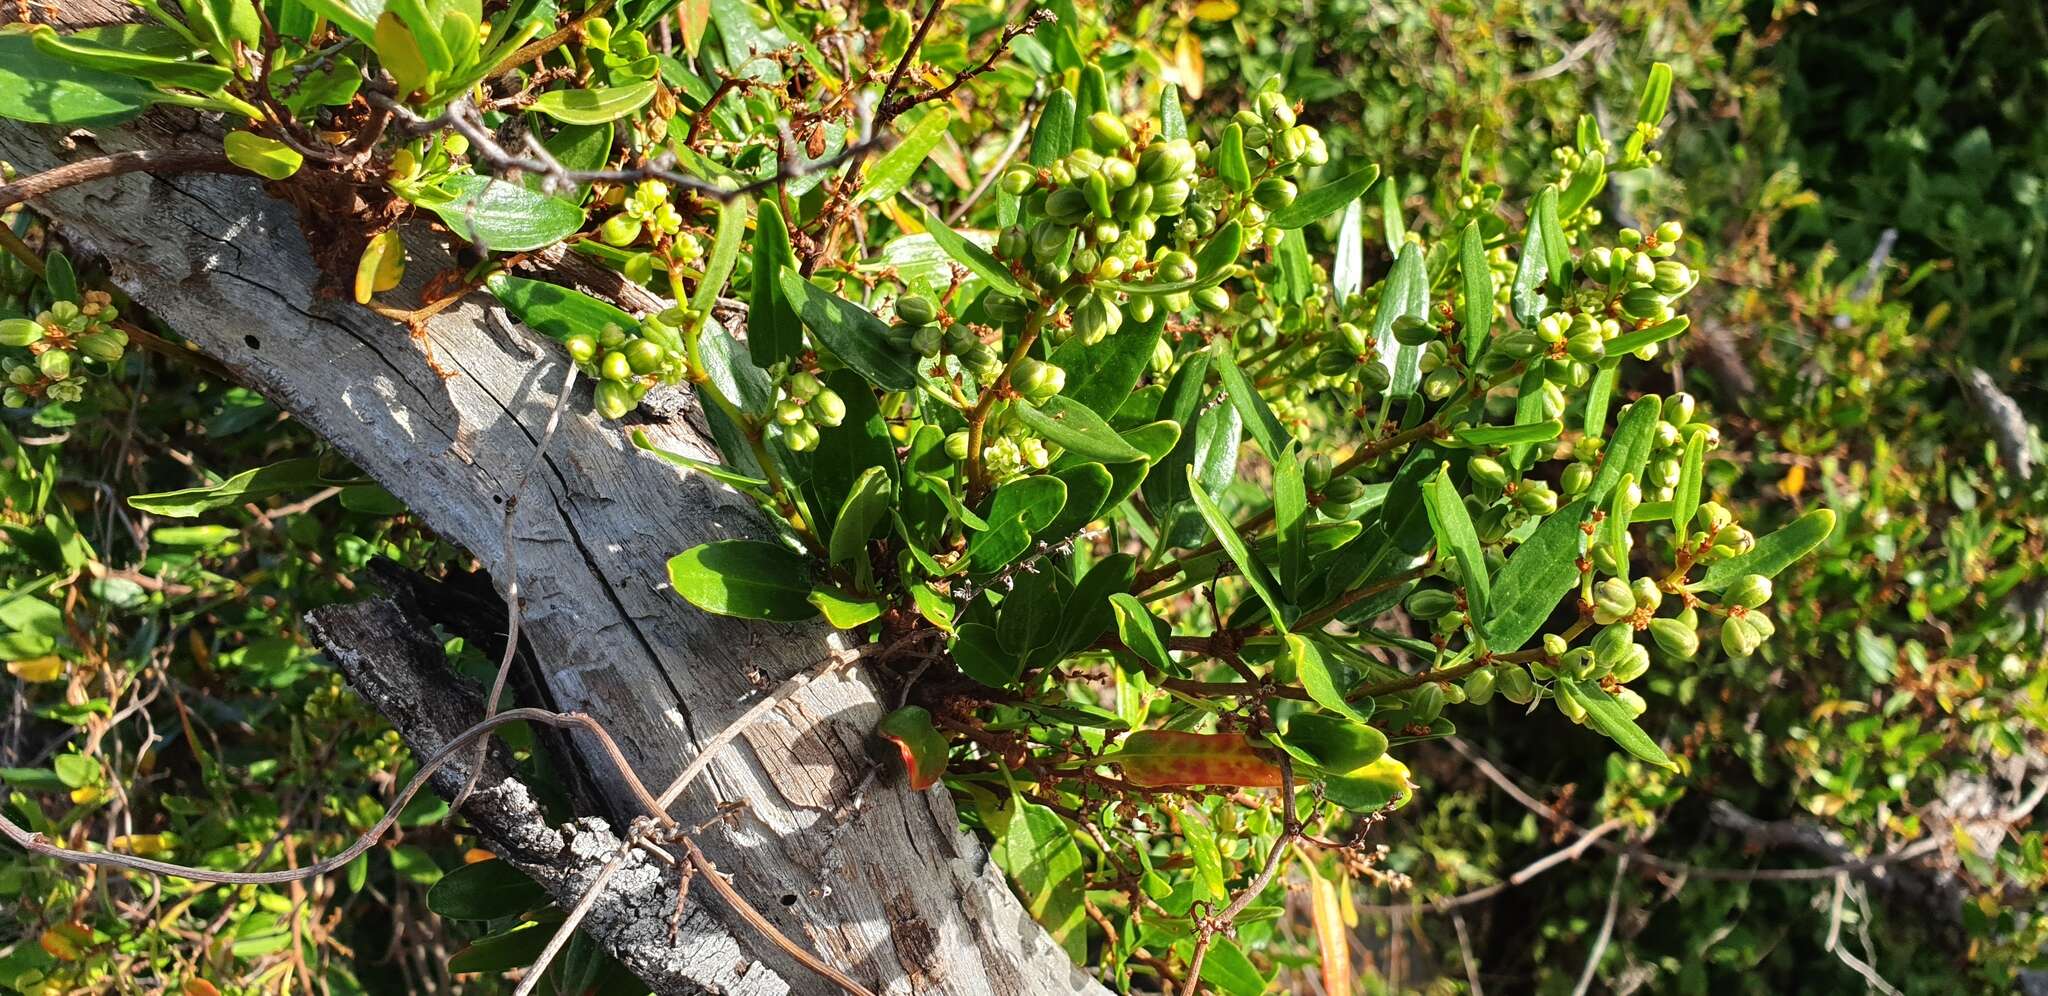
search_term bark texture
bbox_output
[0,118,1105,996]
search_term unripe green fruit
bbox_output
[1727,574,1772,609]
[37,350,71,381]
[1303,453,1332,489]
[1610,644,1651,683]
[1497,665,1535,704]
[1256,90,1295,128]
[1085,172,1114,219]
[1649,617,1698,659]
[1463,668,1495,705]
[1589,573,1638,623]
[1193,286,1230,313]
[1620,287,1663,319]
[1592,622,1635,670]
[1411,684,1445,725]
[1469,456,1510,488]
[594,379,633,419]
[1590,541,1621,576]
[895,294,936,326]
[1630,578,1664,614]
[0,318,43,347]
[1560,462,1593,496]
[811,388,848,426]
[1516,481,1558,515]
[783,419,820,452]
[1422,367,1460,400]
[911,324,943,357]
[1252,177,1297,210]
[1337,321,1370,354]
[1046,187,1090,226]
[598,350,634,382]
[1276,125,1311,162]
[1653,260,1692,294]
[1747,610,1775,639]
[1314,348,1355,377]
[1391,315,1436,347]
[1721,615,1761,657]
[1655,220,1683,244]
[1085,111,1131,150]
[1073,296,1122,346]
[774,398,806,425]
[601,214,642,247]
[1629,252,1658,286]
[1356,362,1392,393]
[1320,474,1366,505]
[985,294,1031,323]
[944,430,970,461]
[1101,157,1137,191]
[1406,588,1460,620]
[1566,331,1606,363]
[1,389,23,408]
[998,225,1028,260]
[625,338,665,375]
[1015,358,1066,402]
[1000,167,1037,196]
[78,331,127,363]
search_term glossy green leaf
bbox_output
[29,27,233,93]
[0,36,155,126]
[427,859,548,920]
[1698,509,1837,592]
[1196,937,1268,996]
[967,475,1067,573]
[1637,61,1674,127]
[667,540,819,622]
[1271,164,1380,229]
[778,270,921,390]
[1053,553,1135,656]
[1557,677,1675,769]
[529,81,658,124]
[951,622,1017,686]
[1482,498,1591,652]
[1452,419,1561,447]
[1014,396,1143,463]
[861,107,951,203]
[488,274,641,343]
[1289,635,1371,724]
[1458,220,1493,359]
[1114,221,1243,295]
[1048,314,1161,419]
[691,193,747,313]
[1274,445,1308,593]
[1187,468,1288,626]
[1587,395,1660,506]
[1509,186,1559,327]
[1037,462,1114,542]
[993,798,1087,963]
[748,201,803,366]
[630,430,769,494]
[1372,243,1430,396]
[422,175,585,252]
[808,587,884,628]
[1423,466,1489,633]
[1215,123,1251,192]
[827,466,891,568]
[1674,429,1706,542]
[922,210,1024,298]
[1378,171,1405,247]
[1277,710,1386,772]
[1602,315,1690,359]
[1158,82,1185,141]
[1214,344,1288,459]
[223,132,302,180]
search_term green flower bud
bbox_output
[1469,456,1510,488]
[1193,285,1230,313]
[1463,668,1495,705]
[1592,622,1635,670]
[1276,124,1312,162]
[1314,348,1355,377]
[985,294,1032,323]
[1654,220,1683,244]
[1720,615,1761,657]
[1,389,24,409]
[1355,362,1392,394]
[1630,578,1664,615]
[0,318,45,347]
[1101,157,1138,191]
[1073,295,1122,346]
[1302,454,1333,490]
[1406,588,1460,620]
[1610,643,1651,683]
[783,419,820,452]
[1495,330,1543,358]
[1046,187,1091,226]
[1544,633,1570,658]
[1085,111,1131,150]
[1390,315,1435,347]
[1252,177,1297,210]
[895,294,936,326]
[594,379,634,419]
[1560,462,1593,496]
[77,331,126,363]
[1589,573,1638,623]
[1727,574,1772,609]
[1556,688,1587,723]
[1590,541,1621,576]
[1085,171,1114,219]
[1699,500,1732,535]
[774,398,806,426]
[1320,474,1366,505]
[811,388,848,427]
[37,350,71,381]
[1653,260,1692,294]
[624,338,666,375]
[1422,366,1460,400]
[1015,358,1066,402]
[1256,90,1295,128]
[1629,252,1658,286]
[600,214,642,247]
[1649,617,1698,659]
[1000,167,1038,196]
[911,324,943,358]
[944,430,971,461]
[1498,665,1535,704]
[1411,684,1445,725]
[1620,287,1664,319]
[1746,610,1775,639]
[1566,331,1606,363]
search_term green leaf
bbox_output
[427,859,548,920]
[487,274,641,343]
[1158,82,1185,141]
[29,27,233,93]
[631,430,769,494]
[1215,123,1251,192]
[1214,344,1288,459]
[861,106,951,203]
[1379,171,1405,248]
[1037,462,1114,542]
[993,799,1087,964]
[777,270,921,390]
[1277,709,1385,771]
[1423,466,1489,633]
[1674,429,1706,542]
[748,201,803,367]
[1508,187,1558,327]
[1014,396,1143,463]
[922,210,1024,298]
[951,622,1017,686]
[692,193,747,313]
[878,706,949,790]
[696,316,774,417]
[827,466,891,569]
[1458,220,1493,359]
[967,475,1067,573]
[1637,62,1674,127]
[529,81,658,124]
[1054,554,1135,656]
[293,0,381,44]
[1537,182,1571,294]
[1698,509,1836,592]
[1372,243,1430,396]
[1452,420,1561,447]
[128,459,331,517]
[1114,221,1243,296]
[421,174,584,252]
[1109,593,1178,676]
[1556,678,1675,769]
[1029,90,1075,168]
[1582,365,1617,438]
[223,131,302,180]
[1272,164,1380,229]
[1048,314,1161,419]
[1274,445,1308,594]
[1289,635,1370,724]
[448,923,551,974]
[1588,396,1660,506]
[808,587,884,628]
[1602,316,1690,359]
[1196,938,1268,996]
[0,35,155,126]
[667,540,819,622]
[1483,498,1591,652]
[1187,467,1288,626]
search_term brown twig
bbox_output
[0,151,245,212]
[1181,757,1299,995]
[879,9,1057,119]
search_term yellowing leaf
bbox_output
[1173,30,1205,99]
[1308,863,1354,996]
[1781,462,1807,497]
[1191,0,1238,20]
[70,784,104,805]
[354,229,404,304]
[8,654,65,682]
[373,13,431,97]
[223,131,303,180]
[111,833,175,857]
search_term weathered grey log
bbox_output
[0,118,1105,996]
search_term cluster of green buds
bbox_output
[891,294,1005,386]
[0,290,128,409]
[561,306,690,419]
[600,179,686,248]
[770,368,848,452]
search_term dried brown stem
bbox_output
[0,150,244,211]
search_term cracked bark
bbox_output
[0,118,1107,996]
